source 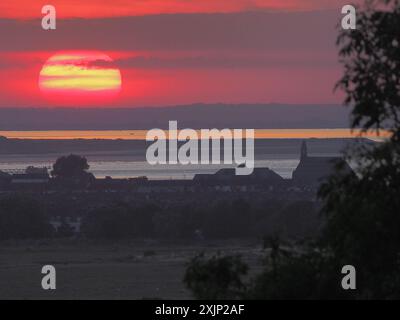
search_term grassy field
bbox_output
[0,239,263,300]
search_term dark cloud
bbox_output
[0,11,340,52]
[112,54,338,69]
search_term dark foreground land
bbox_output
[0,239,263,300]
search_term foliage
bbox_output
[336,0,400,137]
[0,195,52,240]
[81,198,317,240]
[184,253,248,300]
[81,203,157,239]
[318,0,400,299]
[184,1,400,299]
[319,140,400,298]
[51,154,90,179]
[184,239,353,300]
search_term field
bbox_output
[0,239,263,300]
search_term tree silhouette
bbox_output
[51,154,90,179]
[183,0,400,300]
[184,253,248,300]
[318,0,400,298]
[336,0,400,137]
[0,195,52,240]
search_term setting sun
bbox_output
[38,51,122,105]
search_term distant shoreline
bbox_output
[0,129,388,141]
[0,138,372,179]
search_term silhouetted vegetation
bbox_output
[51,154,90,178]
[184,0,400,300]
[0,192,318,241]
[81,203,157,239]
[183,239,349,300]
[79,199,319,240]
[317,0,400,299]
[50,154,95,188]
[184,253,248,300]
[0,195,52,240]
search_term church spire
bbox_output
[300,140,308,160]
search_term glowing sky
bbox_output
[0,0,357,19]
[0,0,353,107]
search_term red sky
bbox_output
[0,0,352,107]
[0,0,354,18]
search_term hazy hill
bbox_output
[0,104,350,130]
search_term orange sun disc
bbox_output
[39,51,122,105]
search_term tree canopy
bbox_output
[184,0,400,299]
[318,0,400,298]
[0,195,52,240]
[51,154,90,179]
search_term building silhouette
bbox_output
[292,141,352,186]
